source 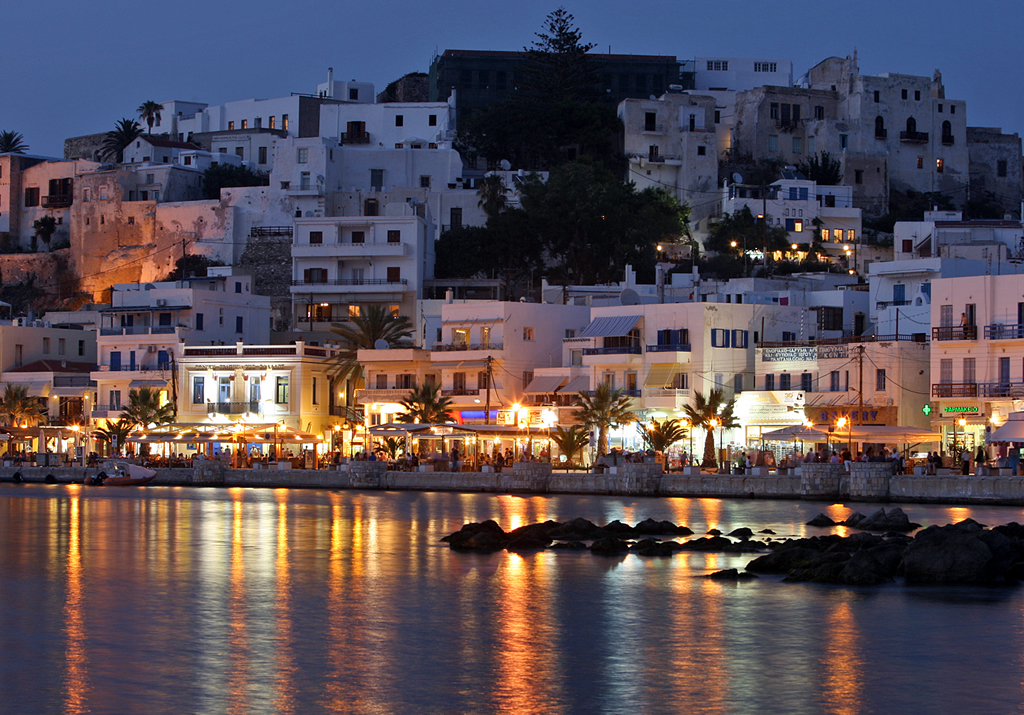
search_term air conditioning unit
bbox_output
[147,345,157,353]
[156,299,167,307]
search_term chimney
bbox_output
[327,67,334,98]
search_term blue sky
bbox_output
[3,0,1021,157]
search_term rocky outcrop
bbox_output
[806,513,837,527]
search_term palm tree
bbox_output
[32,216,57,252]
[682,389,740,469]
[100,118,143,162]
[573,382,636,458]
[0,131,28,154]
[377,436,404,460]
[121,386,176,429]
[550,424,589,465]
[94,418,135,457]
[137,101,164,134]
[0,384,46,427]
[640,418,688,453]
[477,173,508,218]
[397,383,454,424]
[328,304,414,385]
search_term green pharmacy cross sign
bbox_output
[922,403,932,416]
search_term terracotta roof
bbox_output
[144,137,199,150]
[7,360,94,374]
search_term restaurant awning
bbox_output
[0,381,50,397]
[560,376,590,394]
[50,386,91,398]
[578,315,642,339]
[989,412,1024,442]
[129,380,168,389]
[524,375,566,394]
[644,363,679,387]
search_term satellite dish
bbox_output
[732,172,744,184]
[373,339,389,350]
[499,159,511,171]
[619,288,640,306]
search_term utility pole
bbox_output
[762,184,769,275]
[857,345,865,427]
[180,238,187,282]
[484,355,493,425]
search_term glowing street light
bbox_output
[836,416,852,454]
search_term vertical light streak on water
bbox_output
[947,506,972,524]
[226,497,250,715]
[493,553,564,712]
[321,499,346,713]
[194,496,232,714]
[667,498,693,532]
[820,597,864,715]
[62,487,88,715]
[596,559,651,712]
[272,490,296,714]
[825,503,851,537]
[700,498,723,533]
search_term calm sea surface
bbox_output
[1,484,1023,714]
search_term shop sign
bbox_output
[761,347,816,363]
[943,405,979,413]
[817,345,848,360]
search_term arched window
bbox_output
[942,120,953,145]
[875,116,886,138]
[906,116,917,134]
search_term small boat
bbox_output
[85,462,157,486]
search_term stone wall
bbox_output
[849,462,898,500]
[800,464,848,498]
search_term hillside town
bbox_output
[1,16,1023,473]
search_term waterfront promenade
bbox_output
[10,459,1024,505]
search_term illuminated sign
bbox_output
[943,405,979,413]
[761,347,816,363]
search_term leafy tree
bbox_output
[797,151,842,185]
[640,418,688,453]
[100,118,143,162]
[682,389,739,469]
[376,436,405,460]
[328,304,414,385]
[519,7,598,101]
[574,382,636,458]
[705,206,790,258]
[137,101,164,134]
[32,216,57,252]
[0,384,45,427]
[203,163,269,200]
[550,424,590,465]
[477,174,508,218]
[396,383,454,424]
[94,418,134,456]
[121,386,176,429]
[158,253,226,281]
[0,131,28,154]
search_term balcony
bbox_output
[42,194,73,208]
[250,225,293,238]
[91,404,124,418]
[100,326,179,336]
[291,278,408,289]
[432,342,503,352]
[932,325,977,341]
[356,388,413,403]
[984,324,1024,340]
[341,131,371,145]
[931,382,978,398]
[874,129,888,139]
[646,343,692,352]
[942,134,955,146]
[977,382,1024,398]
[207,401,261,415]
[441,389,480,397]
[900,130,929,143]
[96,363,171,372]
[292,241,408,258]
[582,346,643,356]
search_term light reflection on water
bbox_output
[2,486,1024,713]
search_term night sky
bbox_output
[3,0,1021,157]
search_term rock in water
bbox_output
[590,536,630,555]
[856,507,920,533]
[728,527,754,539]
[841,512,866,527]
[806,513,836,527]
[706,568,758,581]
[903,524,996,583]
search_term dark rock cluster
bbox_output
[805,507,920,532]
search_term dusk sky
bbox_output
[3,0,1021,157]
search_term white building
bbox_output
[894,211,1024,262]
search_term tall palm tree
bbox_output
[550,424,589,465]
[640,418,688,453]
[0,384,46,427]
[328,304,414,384]
[477,173,508,218]
[573,382,635,458]
[137,101,164,134]
[397,383,453,424]
[100,118,143,162]
[121,386,176,429]
[682,389,739,469]
[94,418,135,457]
[32,216,57,252]
[0,131,28,154]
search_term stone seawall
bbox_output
[13,464,1024,505]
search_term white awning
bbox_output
[130,380,168,389]
[560,376,590,394]
[0,381,50,397]
[524,376,566,394]
[50,386,91,397]
[578,315,642,339]
[644,363,679,387]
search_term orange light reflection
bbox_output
[821,598,864,714]
[272,492,296,713]
[226,497,250,715]
[62,487,89,715]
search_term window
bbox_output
[876,369,887,391]
[387,230,400,243]
[818,306,843,331]
[950,105,956,114]
[645,112,657,131]
[453,372,467,392]
[840,134,848,149]
[375,374,387,390]
[303,267,328,283]
[427,114,437,127]
[940,359,953,383]
[936,158,944,173]
[873,90,880,103]
[478,371,489,390]
[83,189,90,202]
[300,172,311,190]
[697,145,706,156]
[770,103,779,120]
[370,169,383,190]
[384,266,401,283]
[814,105,825,121]
[219,308,224,325]
[523,327,534,341]
[801,373,813,392]
[963,358,976,384]
[183,156,192,165]
[768,135,778,152]
[714,110,721,124]
[711,328,730,347]
[228,121,234,130]
[792,137,802,154]
[78,340,85,356]
[917,157,924,169]
[754,62,777,73]
[707,60,728,71]
[24,187,39,207]
[855,169,864,184]
[782,331,796,341]
[731,330,748,348]
[258,146,267,164]
[43,338,50,354]
[351,230,364,244]
[914,90,921,101]
[765,374,775,391]
[58,338,65,356]
[395,115,404,127]
[309,230,323,244]
[196,313,204,330]
[235,281,242,294]
[364,199,378,216]
[269,116,276,128]
[998,160,1008,178]
[297,148,308,164]
[128,216,135,225]
[192,376,204,404]
[110,390,121,410]
[282,114,289,130]
[349,305,361,320]
[450,207,462,229]
[830,370,841,392]
[779,373,791,390]
[901,89,908,100]
[276,377,289,404]
[235,316,243,333]
[419,175,431,188]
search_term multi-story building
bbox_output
[893,211,1023,262]
[0,154,102,248]
[90,269,270,426]
[967,127,1023,219]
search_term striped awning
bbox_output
[578,315,642,338]
[560,376,590,394]
[524,376,566,394]
[644,363,679,387]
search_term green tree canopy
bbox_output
[0,131,28,154]
[550,424,590,465]
[574,382,636,458]
[640,418,688,453]
[94,418,135,456]
[32,216,57,252]
[797,151,842,185]
[705,206,790,257]
[100,118,143,162]
[121,386,176,429]
[203,163,269,200]
[396,383,454,424]
[682,389,739,469]
[0,384,45,427]
[158,253,226,281]
[328,304,414,385]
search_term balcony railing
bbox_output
[985,324,1024,340]
[932,325,978,341]
[900,130,929,143]
[646,343,692,352]
[874,129,888,139]
[207,401,261,415]
[441,389,480,396]
[341,131,371,144]
[977,382,1024,398]
[100,325,179,336]
[942,134,955,146]
[757,333,926,348]
[931,382,978,397]
[42,194,73,208]
[582,346,643,356]
[96,363,171,372]
[432,342,503,352]
[250,226,293,237]
[91,404,124,417]
[291,278,408,287]
[330,406,364,422]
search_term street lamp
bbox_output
[707,417,720,470]
[954,417,967,459]
[836,416,851,456]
